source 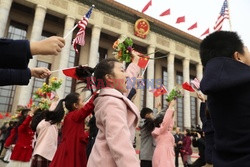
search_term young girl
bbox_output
[151,100,176,167]
[6,109,34,167]
[49,92,96,167]
[30,103,65,167]
[87,57,140,167]
[181,129,193,167]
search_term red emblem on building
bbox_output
[134,18,150,39]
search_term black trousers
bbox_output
[175,149,183,167]
[141,160,152,167]
[190,158,206,167]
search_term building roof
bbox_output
[77,0,201,49]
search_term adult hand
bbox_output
[196,91,205,102]
[30,67,51,79]
[30,36,65,55]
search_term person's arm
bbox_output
[100,97,139,166]
[200,102,207,123]
[71,95,95,122]
[0,39,31,69]
[18,115,33,132]
[0,68,31,86]
[30,36,65,55]
[0,67,51,86]
[152,100,175,136]
[0,36,65,69]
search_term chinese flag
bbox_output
[0,113,4,119]
[200,28,210,37]
[142,0,152,13]
[159,8,170,16]
[5,112,11,117]
[176,16,185,23]
[62,67,79,80]
[150,85,167,97]
[138,57,149,69]
[182,82,195,92]
[187,22,197,30]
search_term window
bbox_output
[176,71,183,85]
[7,21,27,40]
[64,46,77,95]
[0,21,28,113]
[41,30,56,40]
[177,97,184,130]
[31,61,51,104]
[162,67,168,108]
[190,96,198,126]
[98,47,108,63]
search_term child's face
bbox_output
[107,62,129,93]
[75,95,84,109]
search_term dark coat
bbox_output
[0,39,32,69]
[201,57,250,167]
[0,39,32,85]
[200,102,214,164]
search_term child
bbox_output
[31,103,65,167]
[6,109,34,167]
[151,100,176,167]
[49,92,96,167]
[87,58,140,167]
[139,107,155,167]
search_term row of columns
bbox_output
[0,1,203,128]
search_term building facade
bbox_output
[0,0,203,129]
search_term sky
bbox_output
[114,0,250,47]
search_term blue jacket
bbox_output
[201,57,250,167]
[0,39,32,85]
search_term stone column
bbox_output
[88,25,101,68]
[0,0,13,37]
[56,16,75,98]
[167,53,175,91]
[183,58,191,128]
[15,4,47,105]
[196,63,203,125]
[146,45,155,109]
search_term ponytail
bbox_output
[45,99,65,124]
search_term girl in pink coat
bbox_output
[87,56,140,167]
[152,100,176,167]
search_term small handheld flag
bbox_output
[72,5,95,53]
[182,82,195,92]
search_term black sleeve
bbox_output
[127,88,137,100]
[200,102,207,124]
[0,68,31,86]
[192,138,199,147]
[0,39,32,69]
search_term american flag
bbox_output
[214,0,229,31]
[73,5,94,53]
[191,78,200,90]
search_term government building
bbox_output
[0,0,203,129]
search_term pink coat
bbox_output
[87,88,140,167]
[152,109,175,167]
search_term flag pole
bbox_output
[64,24,78,39]
[227,0,232,31]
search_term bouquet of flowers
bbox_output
[33,77,62,110]
[166,88,183,102]
[112,36,133,63]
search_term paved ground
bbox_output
[0,155,199,167]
